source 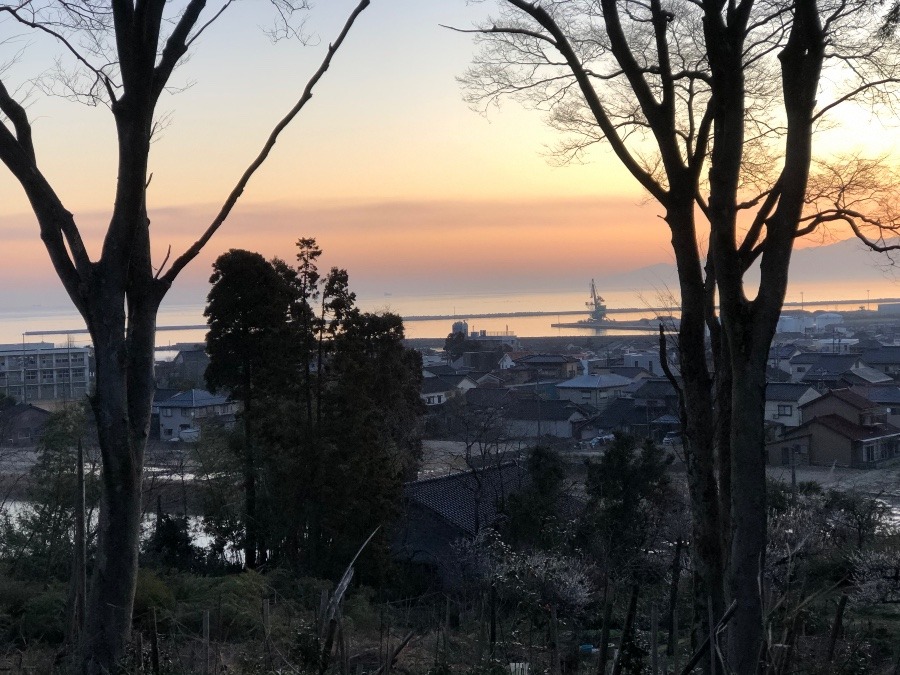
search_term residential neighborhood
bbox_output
[416,311,900,471]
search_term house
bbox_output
[465,387,514,411]
[850,385,900,426]
[765,383,820,428]
[421,378,453,406]
[423,364,458,378]
[0,403,51,446]
[800,388,887,427]
[769,344,802,374]
[157,389,238,441]
[590,397,675,440]
[631,378,681,411]
[603,366,653,381]
[860,345,900,379]
[154,344,209,389]
[395,462,529,580]
[512,354,581,380]
[767,414,900,468]
[420,375,477,407]
[503,399,590,438]
[789,353,865,388]
[555,373,632,410]
[622,351,679,377]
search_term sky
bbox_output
[1,0,899,316]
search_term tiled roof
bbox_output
[424,364,457,377]
[556,373,633,390]
[801,387,875,411]
[593,397,658,428]
[404,462,528,535]
[766,382,818,403]
[794,353,860,376]
[160,389,230,408]
[861,345,900,365]
[515,354,580,366]
[808,414,900,442]
[505,399,587,422]
[465,388,512,409]
[607,366,651,379]
[421,377,454,395]
[843,366,893,385]
[851,385,900,405]
[633,378,679,400]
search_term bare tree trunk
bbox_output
[82,297,158,672]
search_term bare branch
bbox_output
[443,22,558,48]
[158,0,371,287]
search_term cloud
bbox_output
[0,196,671,310]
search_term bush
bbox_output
[133,568,176,625]
[19,585,66,643]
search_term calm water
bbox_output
[0,280,895,347]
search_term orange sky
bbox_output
[3,0,900,314]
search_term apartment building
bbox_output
[0,342,92,404]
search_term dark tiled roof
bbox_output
[153,388,181,404]
[515,354,580,366]
[556,373,633,390]
[160,389,230,408]
[861,345,900,365]
[794,353,860,375]
[422,378,454,395]
[466,387,512,409]
[801,387,875,411]
[766,366,792,383]
[807,414,900,442]
[851,385,900,405]
[633,378,679,400]
[766,383,817,403]
[424,364,457,377]
[404,462,528,536]
[607,367,651,379]
[0,403,50,423]
[789,352,822,365]
[441,374,475,388]
[505,399,587,422]
[769,344,799,360]
[593,398,658,428]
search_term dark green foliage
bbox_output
[202,241,424,581]
[579,434,673,578]
[205,249,299,401]
[504,445,568,549]
[141,514,199,572]
[0,403,98,581]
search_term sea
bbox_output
[0,280,896,351]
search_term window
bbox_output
[863,443,875,463]
[777,404,792,417]
[162,408,172,417]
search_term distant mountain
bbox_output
[592,237,900,295]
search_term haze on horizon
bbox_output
[2,0,899,314]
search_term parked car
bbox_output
[589,433,616,447]
[662,431,682,446]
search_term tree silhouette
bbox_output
[0,1,370,669]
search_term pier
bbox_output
[401,296,900,322]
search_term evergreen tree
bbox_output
[205,249,298,568]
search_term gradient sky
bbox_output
[1,0,899,314]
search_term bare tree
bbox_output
[456,1,900,671]
[0,0,370,670]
